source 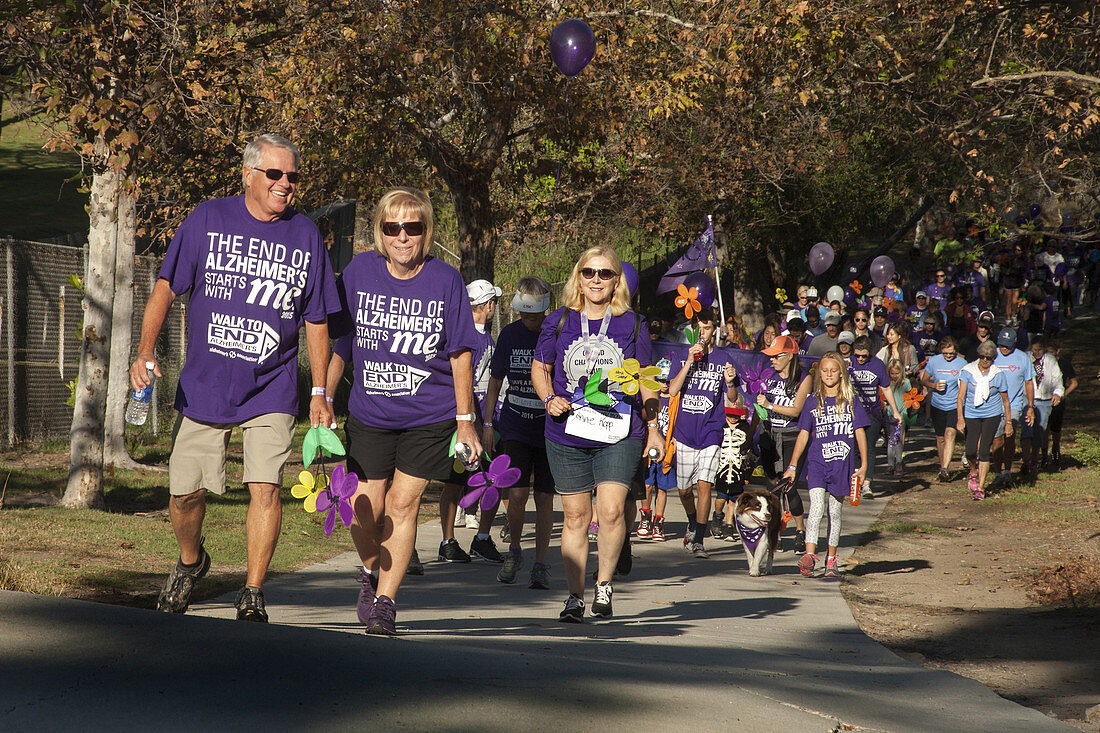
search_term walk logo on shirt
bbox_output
[821,440,851,462]
[204,232,310,321]
[563,336,625,392]
[360,360,431,396]
[207,312,280,363]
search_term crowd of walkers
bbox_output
[131,134,1086,633]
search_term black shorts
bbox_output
[345,414,454,482]
[931,407,958,437]
[501,439,555,494]
[1048,402,1066,433]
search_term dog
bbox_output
[733,489,782,576]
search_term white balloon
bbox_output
[826,285,845,304]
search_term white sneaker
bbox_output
[454,506,467,528]
[862,481,875,500]
[465,513,480,530]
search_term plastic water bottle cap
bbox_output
[145,361,156,370]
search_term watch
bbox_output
[456,413,474,422]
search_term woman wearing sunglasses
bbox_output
[533,246,663,622]
[920,336,963,482]
[327,187,481,635]
[956,341,1011,500]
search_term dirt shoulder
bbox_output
[841,316,1100,731]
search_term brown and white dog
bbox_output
[733,489,782,576]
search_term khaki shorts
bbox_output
[168,413,295,496]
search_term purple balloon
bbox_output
[550,19,596,77]
[809,241,834,276]
[843,288,858,307]
[620,261,639,298]
[870,255,895,288]
[1028,203,1042,219]
[683,271,716,309]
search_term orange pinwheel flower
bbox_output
[903,387,924,410]
[675,283,701,320]
[849,280,863,295]
[883,297,897,311]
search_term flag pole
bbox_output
[709,215,727,327]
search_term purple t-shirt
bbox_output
[158,195,339,423]
[905,304,927,328]
[333,252,479,429]
[671,354,728,449]
[925,282,950,310]
[760,373,801,431]
[798,395,870,498]
[490,319,544,446]
[471,325,494,419]
[535,308,651,448]
[848,356,888,418]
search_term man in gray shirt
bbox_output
[807,312,842,356]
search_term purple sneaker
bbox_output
[366,594,397,636]
[356,569,377,626]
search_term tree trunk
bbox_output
[103,185,144,471]
[730,242,770,335]
[449,172,497,282]
[62,161,120,509]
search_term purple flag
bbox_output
[657,218,718,294]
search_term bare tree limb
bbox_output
[972,70,1100,88]
[588,9,706,31]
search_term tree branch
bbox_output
[588,9,706,31]
[972,70,1100,88]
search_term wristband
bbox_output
[786,464,797,472]
[456,413,474,422]
[311,387,326,397]
[542,394,556,405]
[647,421,659,428]
[325,396,334,403]
[483,421,494,427]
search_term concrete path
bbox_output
[0,431,1072,731]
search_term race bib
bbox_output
[565,400,631,443]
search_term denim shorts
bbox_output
[545,438,644,495]
[994,406,1023,439]
[1022,400,1053,438]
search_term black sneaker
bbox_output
[497,551,523,583]
[592,582,613,618]
[155,540,211,613]
[438,538,471,563]
[794,529,806,555]
[721,522,739,543]
[234,585,268,622]
[616,536,633,576]
[366,594,397,636]
[529,562,551,590]
[470,535,504,563]
[406,548,425,576]
[559,593,585,623]
[709,511,724,538]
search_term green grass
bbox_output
[0,114,88,241]
[872,521,951,535]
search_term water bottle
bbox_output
[454,442,478,470]
[646,447,661,460]
[125,361,156,426]
[849,473,862,506]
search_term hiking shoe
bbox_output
[690,542,709,558]
[824,555,840,578]
[616,537,633,576]
[559,593,585,623]
[497,551,524,584]
[438,538,471,563]
[156,540,211,614]
[234,585,268,622]
[721,522,739,542]
[366,594,397,636]
[936,468,950,483]
[407,548,425,575]
[799,552,817,577]
[356,569,377,625]
[499,522,511,543]
[636,510,653,539]
[588,521,599,541]
[470,535,504,563]
[709,511,724,538]
[651,516,666,542]
[529,562,551,590]
[794,530,806,555]
[592,583,613,618]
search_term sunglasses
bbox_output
[579,267,618,281]
[854,353,870,360]
[979,355,994,361]
[855,317,868,323]
[252,167,299,184]
[381,221,425,237]
[942,351,957,358]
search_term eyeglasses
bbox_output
[978,355,994,361]
[941,351,957,358]
[854,353,870,361]
[936,274,947,279]
[855,317,868,323]
[251,167,299,184]
[381,221,425,237]
[579,267,618,281]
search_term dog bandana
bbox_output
[735,518,766,553]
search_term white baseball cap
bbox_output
[467,279,502,306]
[512,290,550,313]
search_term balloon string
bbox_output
[547,77,573,261]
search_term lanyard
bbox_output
[580,308,612,372]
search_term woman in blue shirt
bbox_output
[920,336,963,482]
[956,341,1011,500]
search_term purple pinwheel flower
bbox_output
[315,464,358,536]
[739,361,775,397]
[459,455,522,512]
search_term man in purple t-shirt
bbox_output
[130,134,340,622]
[847,336,903,500]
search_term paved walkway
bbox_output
[0,429,1072,731]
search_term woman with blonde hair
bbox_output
[533,245,663,622]
[783,352,869,578]
[327,186,481,635]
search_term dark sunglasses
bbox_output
[854,353,870,360]
[381,221,425,237]
[854,317,868,323]
[979,355,994,361]
[942,351,957,357]
[580,267,618,281]
[252,167,299,184]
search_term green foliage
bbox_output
[1070,432,1100,468]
